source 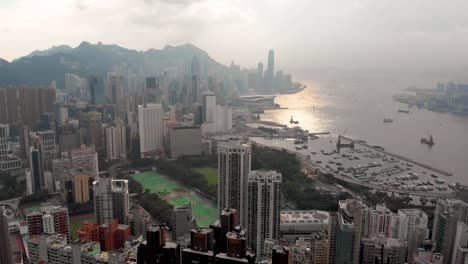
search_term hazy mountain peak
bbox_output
[0,58,9,67]
[1,41,227,88]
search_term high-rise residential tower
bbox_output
[93,177,129,225]
[138,103,163,158]
[105,122,127,160]
[246,170,282,256]
[80,111,103,151]
[217,140,251,227]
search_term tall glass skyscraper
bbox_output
[89,75,105,105]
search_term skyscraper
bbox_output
[338,199,366,264]
[80,111,103,151]
[93,177,129,225]
[0,124,21,174]
[138,103,163,158]
[246,170,282,256]
[107,75,125,120]
[29,145,44,193]
[202,93,216,123]
[217,140,251,227]
[37,130,57,170]
[105,122,127,160]
[397,208,428,241]
[328,211,356,264]
[452,222,468,264]
[257,62,264,90]
[0,206,13,264]
[432,199,468,264]
[265,50,275,92]
[89,75,105,105]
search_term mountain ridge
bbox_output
[1,41,228,88]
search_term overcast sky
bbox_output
[2,0,468,77]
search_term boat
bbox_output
[421,135,434,146]
[383,118,393,123]
[435,179,445,184]
[289,116,299,124]
[294,139,304,144]
[398,109,410,113]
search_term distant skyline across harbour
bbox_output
[261,77,468,185]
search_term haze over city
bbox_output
[2,1,468,264]
[3,0,468,77]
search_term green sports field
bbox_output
[193,167,218,186]
[132,171,183,194]
[132,171,218,227]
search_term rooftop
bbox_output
[280,210,329,225]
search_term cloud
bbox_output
[2,0,468,74]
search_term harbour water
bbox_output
[261,78,468,185]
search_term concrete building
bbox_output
[398,209,429,241]
[247,170,282,256]
[310,233,329,264]
[432,199,468,264]
[217,140,251,227]
[26,205,70,242]
[105,123,127,160]
[126,206,151,238]
[29,145,44,193]
[280,210,330,241]
[338,199,366,264]
[368,203,398,238]
[138,103,163,158]
[89,75,105,105]
[408,224,430,262]
[413,248,444,264]
[360,235,406,264]
[52,145,98,204]
[107,75,125,120]
[36,130,57,169]
[80,111,104,152]
[202,93,216,123]
[0,124,22,174]
[328,211,356,264]
[93,177,129,225]
[168,126,202,159]
[0,86,56,125]
[452,222,468,264]
[172,202,195,240]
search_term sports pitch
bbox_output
[132,171,218,227]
